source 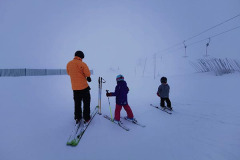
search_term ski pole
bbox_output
[98,77,106,115]
[106,90,113,120]
[98,77,101,114]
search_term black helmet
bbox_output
[75,50,84,59]
[160,77,167,83]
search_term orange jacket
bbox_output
[67,56,91,90]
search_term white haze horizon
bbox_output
[0,0,240,76]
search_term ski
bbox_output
[121,117,146,128]
[66,120,82,145]
[150,104,172,114]
[103,115,130,131]
[67,106,99,146]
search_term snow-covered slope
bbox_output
[0,70,239,160]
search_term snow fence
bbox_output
[0,69,93,77]
[190,58,240,76]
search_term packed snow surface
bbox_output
[0,71,240,160]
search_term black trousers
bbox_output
[73,88,91,121]
[160,97,171,108]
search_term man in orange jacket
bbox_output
[67,50,92,125]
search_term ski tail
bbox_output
[121,117,146,128]
[103,115,130,131]
[150,104,172,114]
[67,106,99,146]
[67,120,82,145]
[76,106,99,139]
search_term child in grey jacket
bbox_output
[157,77,172,110]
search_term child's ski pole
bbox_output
[106,90,113,120]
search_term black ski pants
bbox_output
[73,88,91,121]
[160,97,171,108]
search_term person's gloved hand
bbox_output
[87,77,91,82]
[106,93,112,97]
[157,93,160,97]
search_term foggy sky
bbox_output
[0,0,239,73]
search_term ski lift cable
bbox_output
[184,13,240,42]
[156,24,240,57]
[187,25,240,47]
[155,13,240,55]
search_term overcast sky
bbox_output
[0,0,239,73]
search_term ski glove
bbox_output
[87,77,91,82]
[157,93,160,97]
[106,93,112,97]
